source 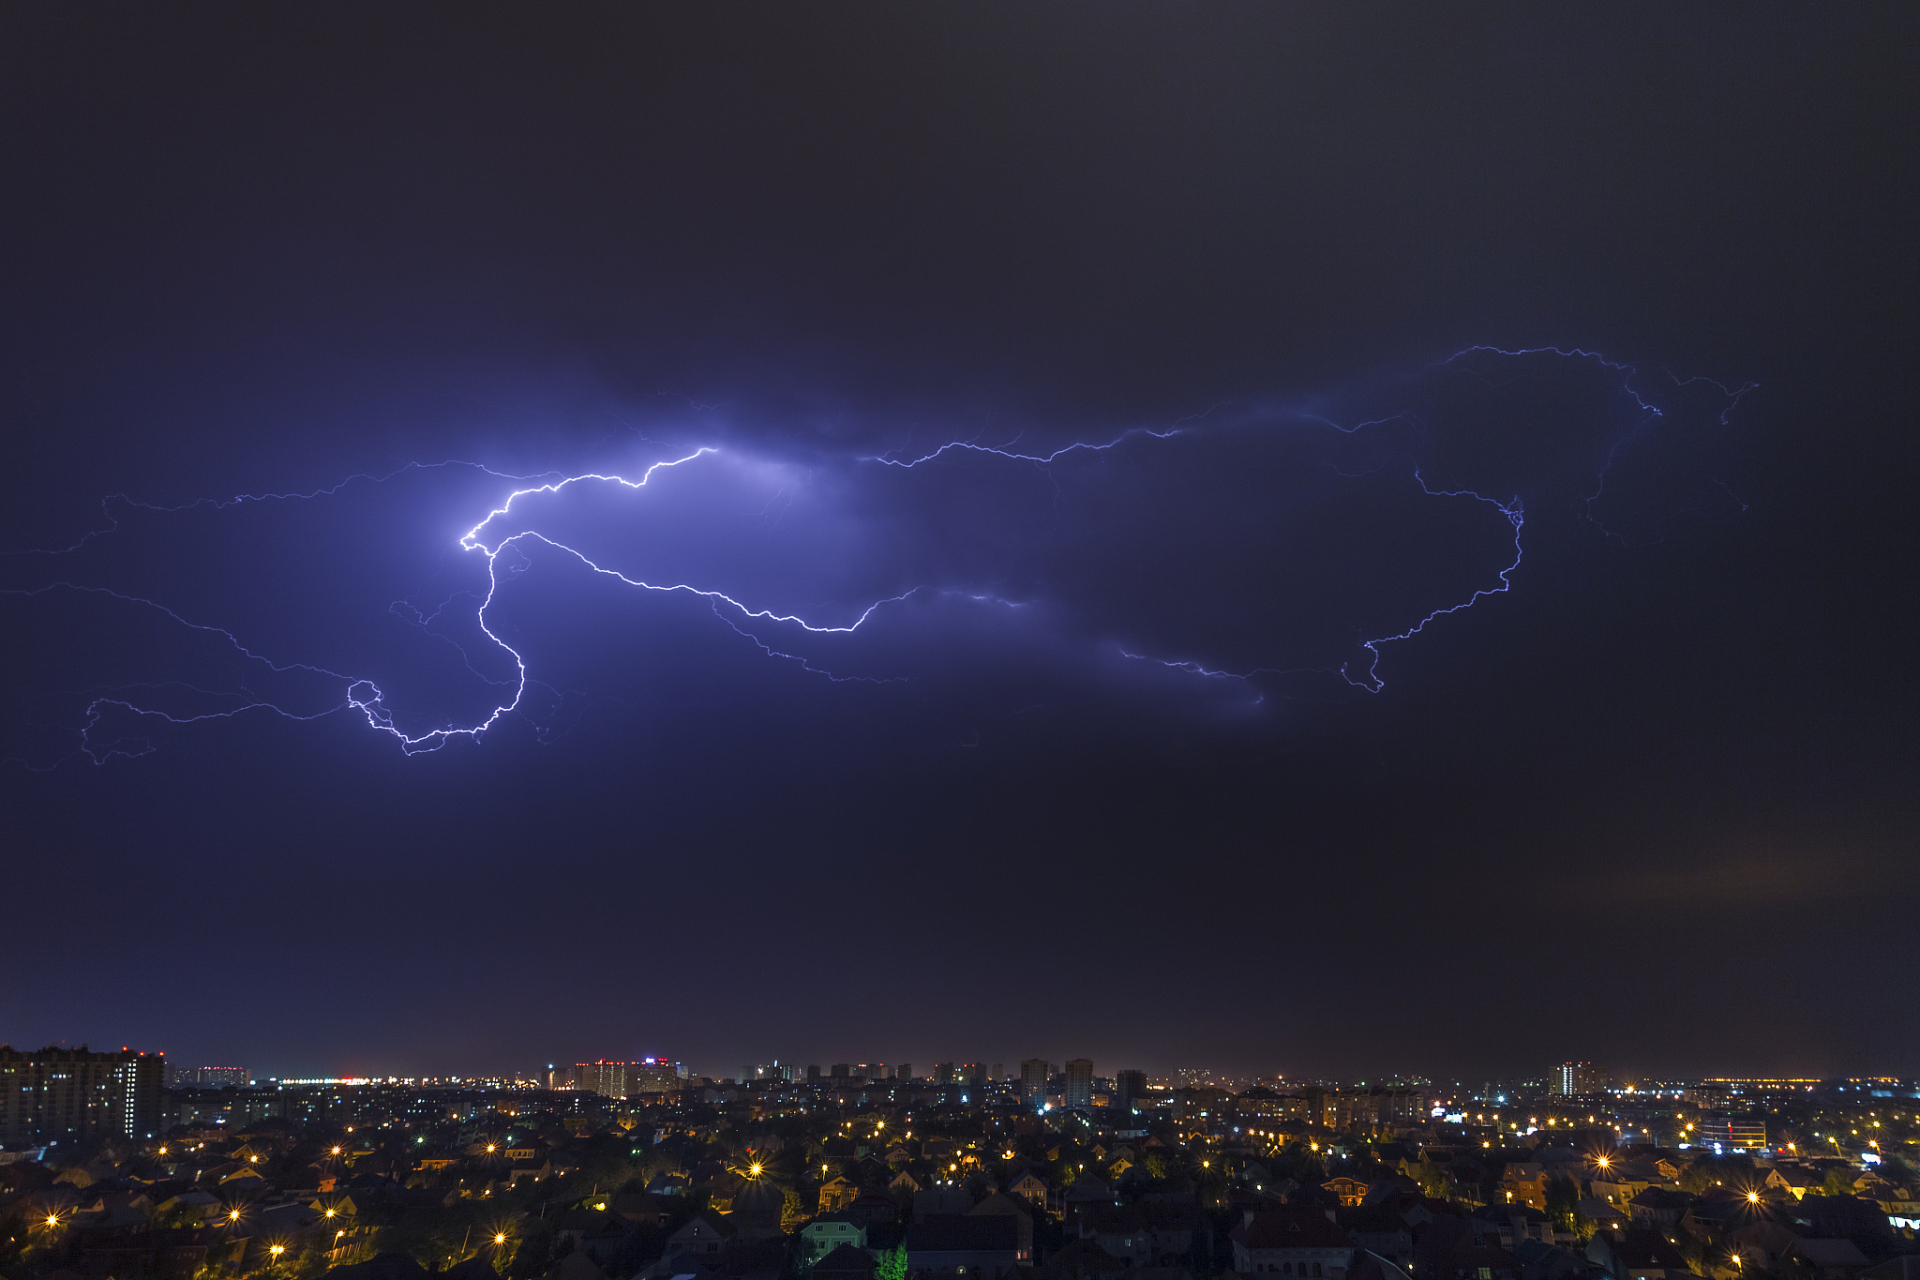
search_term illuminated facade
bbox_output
[1692,1117,1767,1150]
[571,1058,685,1098]
[1554,1061,1608,1096]
[0,1045,163,1143]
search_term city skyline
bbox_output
[11,1042,1906,1097]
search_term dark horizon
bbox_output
[2,7,1914,1084]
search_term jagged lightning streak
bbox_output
[1341,477,1525,693]
[2,581,369,767]
[347,447,934,750]
[4,449,928,765]
[869,424,1189,468]
[1109,346,1750,692]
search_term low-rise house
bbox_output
[968,1192,1035,1262]
[1509,1240,1592,1280]
[647,1172,690,1196]
[1230,1207,1354,1280]
[904,1213,1020,1279]
[1787,1238,1871,1280]
[1004,1171,1050,1213]
[553,1209,632,1264]
[914,1188,972,1219]
[1500,1166,1551,1212]
[815,1242,878,1280]
[1042,1239,1130,1280]
[608,1191,670,1227]
[1576,1200,1627,1232]
[665,1210,735,1258]
[1335,1206,1411,1266]
[1075,1201,1201,1269]
[1625,1189,1692,1229]
[799,1214,867,1267]
[1324,1179,1368,1208]
[1585,1228,1691,1280]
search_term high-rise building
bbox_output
[1020,1059,1049,1109]
[991,1063,1004,1082]
[1064,1059,1094,1111]
[897,1063,912,1081]
[1,1045,163,1144]
[934,1062,955,1085]
[1553,1062,1608,1096]
[807,1064,821,1082]
[1115,1069,1147,1111]
[1693,1117,1767,1151]
[575,1058,684,1097]
[576,1061,632,1097]
[962,1063,986,1087]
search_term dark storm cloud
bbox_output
[0,4,1913,1079]
[0,349,1749,767]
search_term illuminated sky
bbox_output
[1,6,1913,1080]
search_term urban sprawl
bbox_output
[3,1047,1916,1280]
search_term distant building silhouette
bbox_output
[1065,1058,1094,1111]
[1021,1059,1049,1110]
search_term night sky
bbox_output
[2,6,1914,1083]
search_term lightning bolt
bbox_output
[1,346,1757,767]
[1340,476,1526,693]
